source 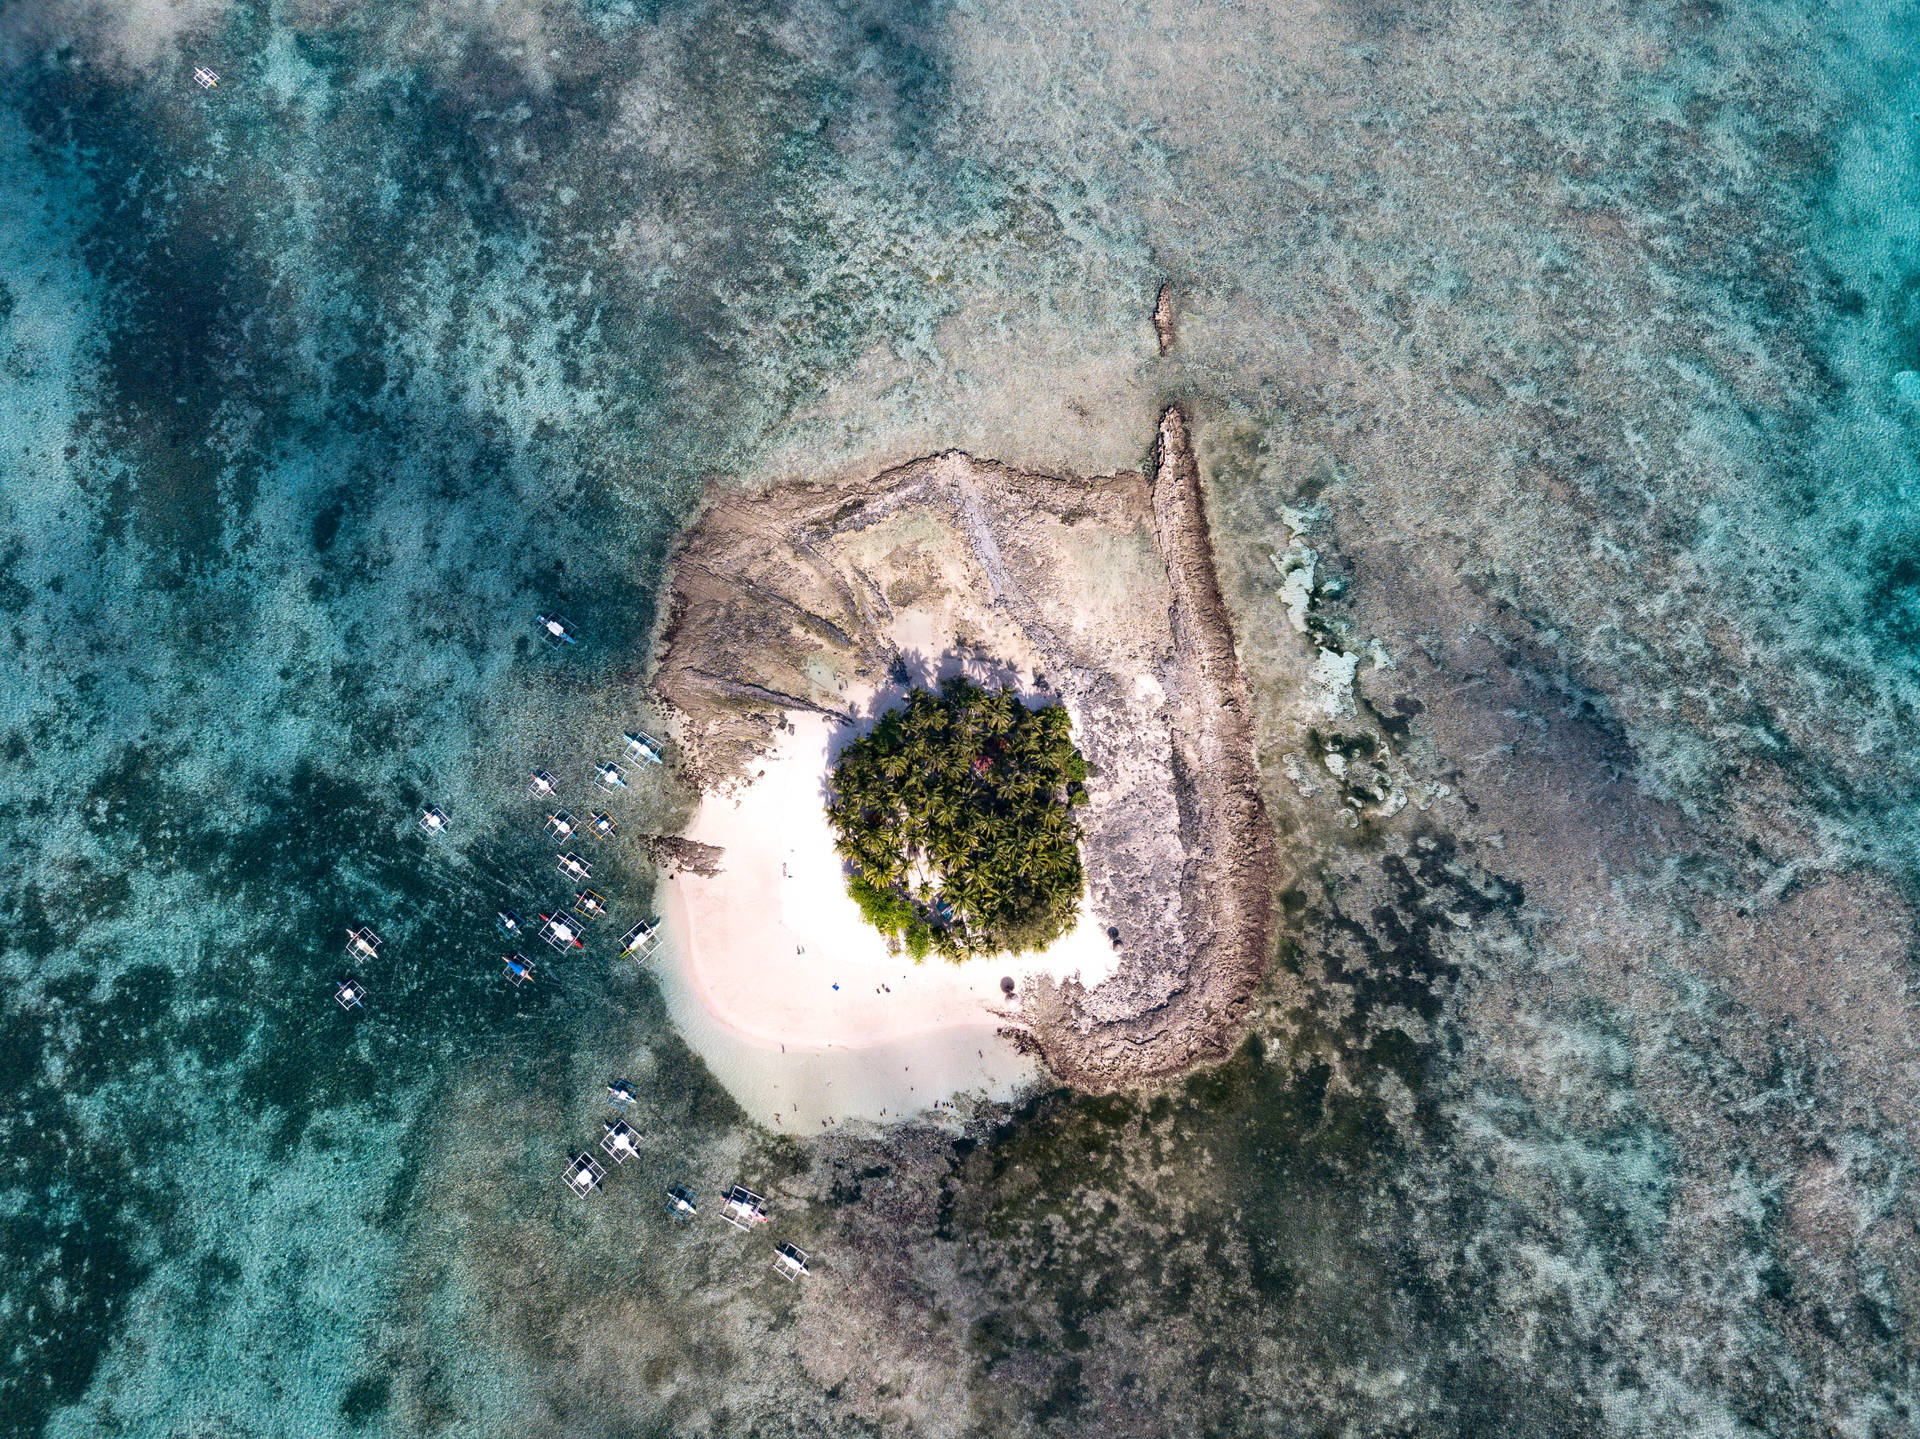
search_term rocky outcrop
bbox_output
[637,833,726,877]
[1017,407,1276,1085]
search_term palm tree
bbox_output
[827,677,1087,960]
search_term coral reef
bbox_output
[4,0,1919,1434]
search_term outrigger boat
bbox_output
[540,911,586,951]
[773,1243,810,1282]
[562,1152,605,1197]
[721,1185,769,1230]
[600,1120,641,1164]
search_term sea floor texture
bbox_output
[3,0,1920,1435]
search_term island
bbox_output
[648,406,1275,1111]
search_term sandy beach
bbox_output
[660,711,1121,1126]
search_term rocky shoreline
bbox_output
[648,405,1275,1090]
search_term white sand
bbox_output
[660,712,1120,1128]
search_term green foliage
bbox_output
[847,872,915,932]
[826,676,1088,961]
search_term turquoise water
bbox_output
[4,0,1919,1434]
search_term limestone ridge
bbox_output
[1021,406,1277,1085]
[649,405,1276,1089]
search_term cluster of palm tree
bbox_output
[826,676,1088,960]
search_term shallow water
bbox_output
[4,0,1919,1435]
